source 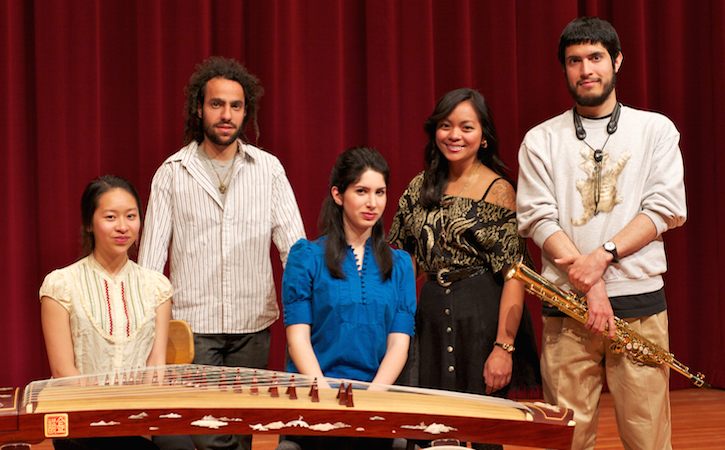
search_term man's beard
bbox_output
[202,117,243,146]
[568,72,616,108]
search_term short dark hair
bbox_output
[183,56,264,145]
[420,88,509,208]
[558,17,621,69]
[80,175,142,256]
[318,146,393,281]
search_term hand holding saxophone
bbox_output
[555,250,617,338]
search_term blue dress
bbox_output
[282,236,416,382]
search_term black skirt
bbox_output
[402,269,540,396]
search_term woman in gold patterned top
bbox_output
[388,89,540,439]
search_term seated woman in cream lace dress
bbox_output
[40,175,171,450]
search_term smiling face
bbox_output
[564,42,622,112]
[198,77,247,149]
[435,100,487,167]
[89,188,140,261]
[332,169,387,241]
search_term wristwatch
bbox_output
[603,241,619,263]
[494,342,515,353]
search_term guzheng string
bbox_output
[23,364,527,412]
[26,366,315,403]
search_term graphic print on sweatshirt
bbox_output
[572,147,631,226]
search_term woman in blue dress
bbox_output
[279,146,417,450]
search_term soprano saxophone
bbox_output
[505,259,710,388]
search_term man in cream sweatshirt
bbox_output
[517,17,686,450]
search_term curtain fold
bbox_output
[1,0,722,391]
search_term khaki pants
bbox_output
[541,311,672,450]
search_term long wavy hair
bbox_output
[183,56,264,145]
[419,88,512,208]
[318,146,393,280]
[80,175,143,256]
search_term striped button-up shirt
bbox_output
[139,140,305,334]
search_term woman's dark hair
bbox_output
[80,175,143,256]
[420,88,511,208]
[558,17,621,69]
[183,56,264,145]
[318,146,393,281]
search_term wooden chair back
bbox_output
[166,319,195,364]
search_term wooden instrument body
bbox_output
[0,366,574,449]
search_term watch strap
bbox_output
[603,241,619,263]
[494,342,515,353]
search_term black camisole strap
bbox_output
[482,177,503,200]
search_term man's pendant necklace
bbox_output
[218,178,228,194]
[208,153,234,193]
[572,103,621,215]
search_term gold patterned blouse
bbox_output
[388,172,532,275]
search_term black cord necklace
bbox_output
[572,102,621,215]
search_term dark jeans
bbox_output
[193,330,271,368]
[154,329,271,450]
[53,437,158,450]
[152,435,195,450]
[277,436,394,450]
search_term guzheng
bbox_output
[0,365,574,449]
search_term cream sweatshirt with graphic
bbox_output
[517,105,686,298]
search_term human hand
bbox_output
[316,378,332,390]
[483,347,513,394]
[584,280,616,339]
[366,383,390,392]
[555,249,608,293]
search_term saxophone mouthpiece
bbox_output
[505,258,524,282]
[504,265,516,282]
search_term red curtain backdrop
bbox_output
[2,0,723,391]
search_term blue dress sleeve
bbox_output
[282,238,315,326]
[389,249,417,336]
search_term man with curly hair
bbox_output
[140,56,305,450]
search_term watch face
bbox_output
[605,242,615,251]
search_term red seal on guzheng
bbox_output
[44,413,69,438]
